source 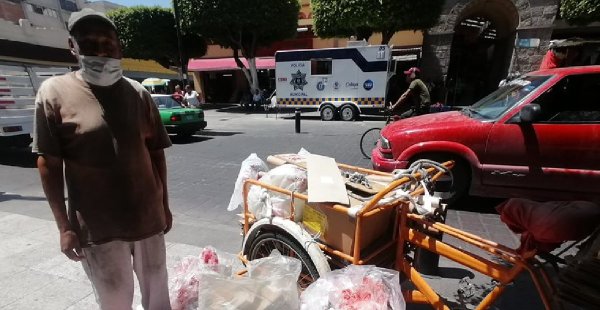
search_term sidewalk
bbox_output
[0,206,542,310]
[0,210,204,310]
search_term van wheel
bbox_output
[340,105,357,121]
[320,106,336,121]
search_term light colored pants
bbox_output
[82,233,171,310]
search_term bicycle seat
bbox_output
[496,198,600,255]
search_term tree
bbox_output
[561,0,600,25]
[178,0,299,92]
[107,6,206,69]
[312,0,444,45]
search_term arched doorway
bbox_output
[446,0,520,106]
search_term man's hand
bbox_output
[164,208,173,234]
[60,230,85,261]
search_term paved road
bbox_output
[0,106,550,309]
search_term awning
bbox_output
[121,58,178,79]
[187,57,275,72]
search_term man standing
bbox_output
[183,84,201,108]
[33,9,172,310]
[389,67,431,118]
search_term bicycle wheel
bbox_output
[248,231,320,289]
[360,127,382,159]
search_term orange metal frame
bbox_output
[241,161,557,310]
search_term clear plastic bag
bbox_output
[247,164,307,221]
[197,250,301,310]
[300,265,405,310]
[228,154,269,211]
[169,247,243,310]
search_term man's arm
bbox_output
[150,149,172,233]
[37,154,84,261]
[390,89,412,111]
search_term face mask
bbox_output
[78,55,123,86]
[72,39,123,86]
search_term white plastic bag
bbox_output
[248,164,307,221]
[228,154,269,211]
[300,265,405,310]
[197,250,301,310]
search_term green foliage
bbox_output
[313,0,444,44]
[107,6,206,68]
[178,0,299,59]
[561,0,600,25]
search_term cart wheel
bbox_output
[360,127,381,159]
[248,231,320,289]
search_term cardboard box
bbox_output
[303,199,395,257]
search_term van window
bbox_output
[311,59,332,75]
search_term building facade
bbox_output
[0,0,176,79]
[193,0,425,103]
[421,0,561,105]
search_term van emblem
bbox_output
[290,70,308,91]
[317,81,325,91]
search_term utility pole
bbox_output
[172,0,187,86]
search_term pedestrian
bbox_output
[252,88,262,110]
[184,84,201,108]
[32,8,173,310]
[388,67,431,118]
[539,40,568,70]
[173,84,184,106]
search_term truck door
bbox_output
[484,73,600,196]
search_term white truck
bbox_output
[275,43,391,121]
[0,63,69,147]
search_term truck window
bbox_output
[537,74,600,123]
[311,59,332,75]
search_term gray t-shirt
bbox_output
[33,72,172,246]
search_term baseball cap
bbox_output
[403,67,421,75]
[68,8,116,33]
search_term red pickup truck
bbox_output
[372,66,600,202]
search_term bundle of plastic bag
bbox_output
[169,247,242,310]
[300,265,405,310]
[247,164,307,221]
[197,250,301,310]
[227,154,269,211]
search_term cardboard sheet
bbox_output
[307,154,350,205]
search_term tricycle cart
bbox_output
[239,155,562,310]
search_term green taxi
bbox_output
[151,94,207,137]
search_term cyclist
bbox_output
[388,67,431,119]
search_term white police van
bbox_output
[275,42,391,121]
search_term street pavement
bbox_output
[0,105,552,309]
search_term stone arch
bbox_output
[456,0,520,39]
[445,0,520,105]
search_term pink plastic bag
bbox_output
[169,247,235,310]
[300,265,405,310]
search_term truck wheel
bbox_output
[413,155,470,206]
[340,105,357,121]
[320,106,336,121]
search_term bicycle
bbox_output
[359,108,395,159]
